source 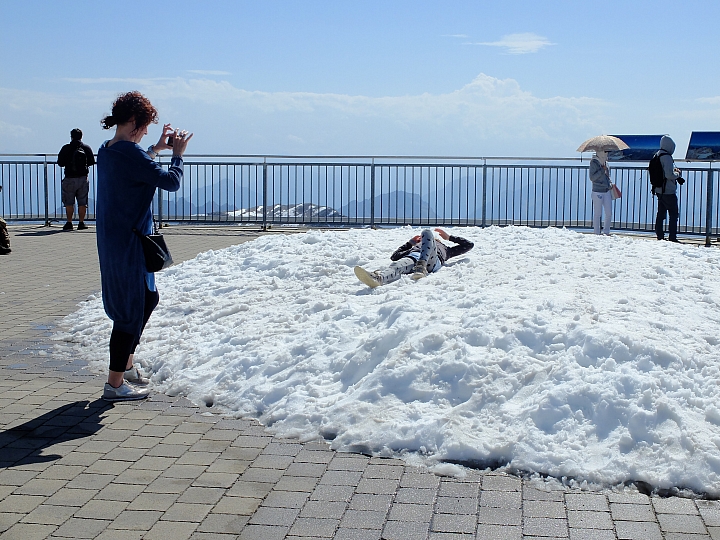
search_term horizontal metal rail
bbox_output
[1,157,718,243]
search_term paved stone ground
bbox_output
[1,223,719,540]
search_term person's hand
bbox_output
[153,124,175,152]
[171,130,193,157]
[410,235,421,245]
[434,228,449,240]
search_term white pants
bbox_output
[592,191,612,235]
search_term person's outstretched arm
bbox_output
[390,236,419,261]
[435,228,474,260]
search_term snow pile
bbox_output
[57,226,720,494]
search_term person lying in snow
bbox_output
[354,228,474,288]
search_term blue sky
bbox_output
[1,0,719,157]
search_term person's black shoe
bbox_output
[62,222,73,231]
[77,222,88,230]
[669,238,680,243]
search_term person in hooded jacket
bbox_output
[589,149,612,235]
[653,135,684,242]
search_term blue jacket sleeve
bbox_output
[134,149,183,193]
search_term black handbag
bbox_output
[133,221,173,272]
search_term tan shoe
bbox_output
[354,266,382,288]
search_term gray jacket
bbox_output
[589,157,611,192]
[654,135,681,195]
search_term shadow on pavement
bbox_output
[15,228,70,237]
[0,399,111,466]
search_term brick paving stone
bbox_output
[288,516,339,537]
[701,508,720,527]
[327,456,370,471]
[211,496,262,515]
[396,487,437,505]
[241,467,285,483]
[524,499,566,518]
[565,493,609,512]
[20,503,76,525]
[0,469,39,485]
[75,499,129,520]
[615,520,664,540]
[382,519,430,540]
[608,492,651,505]
[355,478,399,495]
[348,494,393,512]
[206,459,250,474]
[523,487,565,501]
[340,509,388,529]
[400,472,440,489]
[479,490,521,509]
[177,487,226,505]
[220,446,262,462]
[610,502,656,521]
[0,512,23,533]
[294,450,334,464]
[109,509,163,530]
[664,534,712,540]
[144,520,198,540]
[387,501,434,522]
[333,528,382,540]
[45,487,98,507]
[65,472,115,490]
[310,485,355,502]
[439,481,479,498]
[196,513,249,534]
[1,522,58,539]
[36,464,85,480]
[190,532,238,540]
[566,510,613,529]
[273,475,320,492]
[657,512,708,534]
[53,516,113,538]
[475,523,522,539]
[653,497,700,515]
[436,496,479,514]
[252,454,295,469]
[162,502,213,522]
[481,475,521,492]
[284,462,326,477]
[431,513,477,534]
[477,507,522,526]
[320,470,364,485]
[568,528,616,540]
[299,500,347,519]
[238,524,289,540]
[523,517,569,537]
[262,490,309,508]
[226,480,275,499]
[144,476,195,494]
[176,451,222,466]
[248,506,300,526]
[96,483,146,502]
[193,471,238,488]
[363,465,403,480]
[13,478,67,496]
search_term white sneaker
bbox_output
[411,260,428,281]
[124,366,150,386]
[102,382,149,402]
[354,266,382,288]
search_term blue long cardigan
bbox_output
[96,141,183,337]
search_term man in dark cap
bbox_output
[57,128,95,230]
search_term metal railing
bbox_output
[1,154,718,244]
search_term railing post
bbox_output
[262,160,268,231]
[481,162,487,227]
[705,168,714,247]
[370,158,375,229]
[43,156,50,226]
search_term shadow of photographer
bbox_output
[0,399,112,466]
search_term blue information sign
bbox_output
[607,135,664,162]
[686,132,720,161]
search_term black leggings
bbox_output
[109,287,159,373]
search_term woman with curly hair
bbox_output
[97,91,192,401]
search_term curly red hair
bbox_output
[101,91,158,132]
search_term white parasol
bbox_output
[577,135,630,153]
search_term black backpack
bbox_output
[71,145,88,176]
[648,151,668,194]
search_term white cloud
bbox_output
[0,75,606,157]
[475,33,554,54]
[187,70,232,76]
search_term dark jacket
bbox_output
[57,140,96,177]
[96,141,182,337]
[390,234,474,264]
[653,135,681,196]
